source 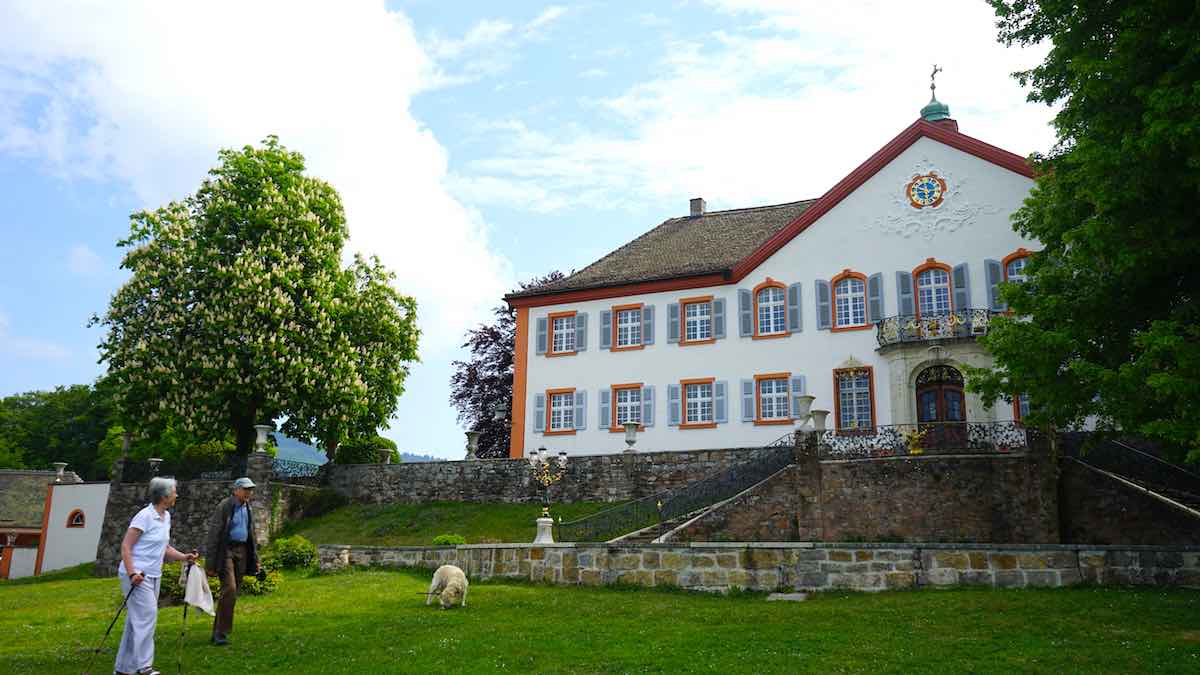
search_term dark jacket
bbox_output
[204,495,259,576]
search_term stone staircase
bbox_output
[557,442,798,543]
[1068,439,1200,517]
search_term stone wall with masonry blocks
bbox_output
[320,543,1200,594]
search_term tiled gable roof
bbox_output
[508,199,818,299]
[0,472,55,529]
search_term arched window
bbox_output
[66,510,85,528]
[913,260,953,317]
[1003,248,1031,284]
[831,270,868,330]
[755,285,786,336]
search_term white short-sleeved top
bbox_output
[120,504,171,578]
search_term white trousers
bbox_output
[115,571,160,674]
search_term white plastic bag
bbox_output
[181,563,215,616]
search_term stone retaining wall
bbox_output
[1059,459,1200,546]
[318,542,1200,593]
[327,448,762,504]
[94,455,315,576]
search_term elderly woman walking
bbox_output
[114,476,197,675]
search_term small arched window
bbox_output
[914,264,953,317]
[1003,249,1031,284]
[66,510,85,528]
[755,285,786,336]
[831,271,868,329]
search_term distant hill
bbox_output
[272,436,438,464]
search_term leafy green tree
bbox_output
[333,434,400,464]
[92,137,420,458]
[969,1,1200,461]
[449,272,565,458]
[0,385,113,479]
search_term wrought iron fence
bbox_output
[818,421,1029,459]
[272,457,327,486]
[120,454,248,482]
[1065,438,1200,508]
[876,308,994,348]
[557,444,796,543]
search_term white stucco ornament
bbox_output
[870,158,998,240]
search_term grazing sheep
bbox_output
[426,565,469,609]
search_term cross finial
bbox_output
[930,64,942,98]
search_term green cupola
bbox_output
[921,95,951,122]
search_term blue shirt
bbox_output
[229,502,249,543]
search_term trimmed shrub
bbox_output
[269,535,317,569]
[432,534,466,546]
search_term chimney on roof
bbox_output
[689,197,706,218]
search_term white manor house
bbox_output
[505,97,1037,458]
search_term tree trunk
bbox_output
[232,405,258,456]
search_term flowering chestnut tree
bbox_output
[93,137,419,457]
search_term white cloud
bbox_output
[454,2,1057,214]
[423,5,571,88]
[0,1,514,453]
[67,243,104,277]
[525,6,568,37]
[0,307,71,361]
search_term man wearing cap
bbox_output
[204,477,261,646]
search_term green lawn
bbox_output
[2,567,1198,673]
[280,500,617,546]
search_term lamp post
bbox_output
[622,421,639,453]
[527,447,568,543]
[253,424,274,454]
[465,430,481,460]
[148,457,163,476]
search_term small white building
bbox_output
[0,468,107,579]
[505,98,1036,457]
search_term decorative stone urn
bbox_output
[253,424,274,454]
[810,410,830,432]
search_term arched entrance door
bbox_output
[915,365,966,447]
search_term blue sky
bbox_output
[0,1,1056,459]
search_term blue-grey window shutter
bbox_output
[867,273,883,323]
[815,280,832,330]
[713,298,726,339]
[667,303,680,343]
[533,394,546,432]
[599,389,611,429]
[535,318,548,354]
[787,282,802,332]
[790,375,807,418]
[667,384,681,425]
[985,259,1005,311]
[573,390,587,430]
[599,311,612,350]
[952,263,970,310]
[714,381,728,423]
[642,305,655,345]
[738,289,753,337]
[896,271,915,316]
[575,312,588,351]
[741,379,755,422]
[641,385,655,427]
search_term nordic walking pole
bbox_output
[81,581,137,675]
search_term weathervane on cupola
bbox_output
[921,64,951,122]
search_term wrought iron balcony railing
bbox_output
[817,421,1030,459]
[876,308,994,348]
